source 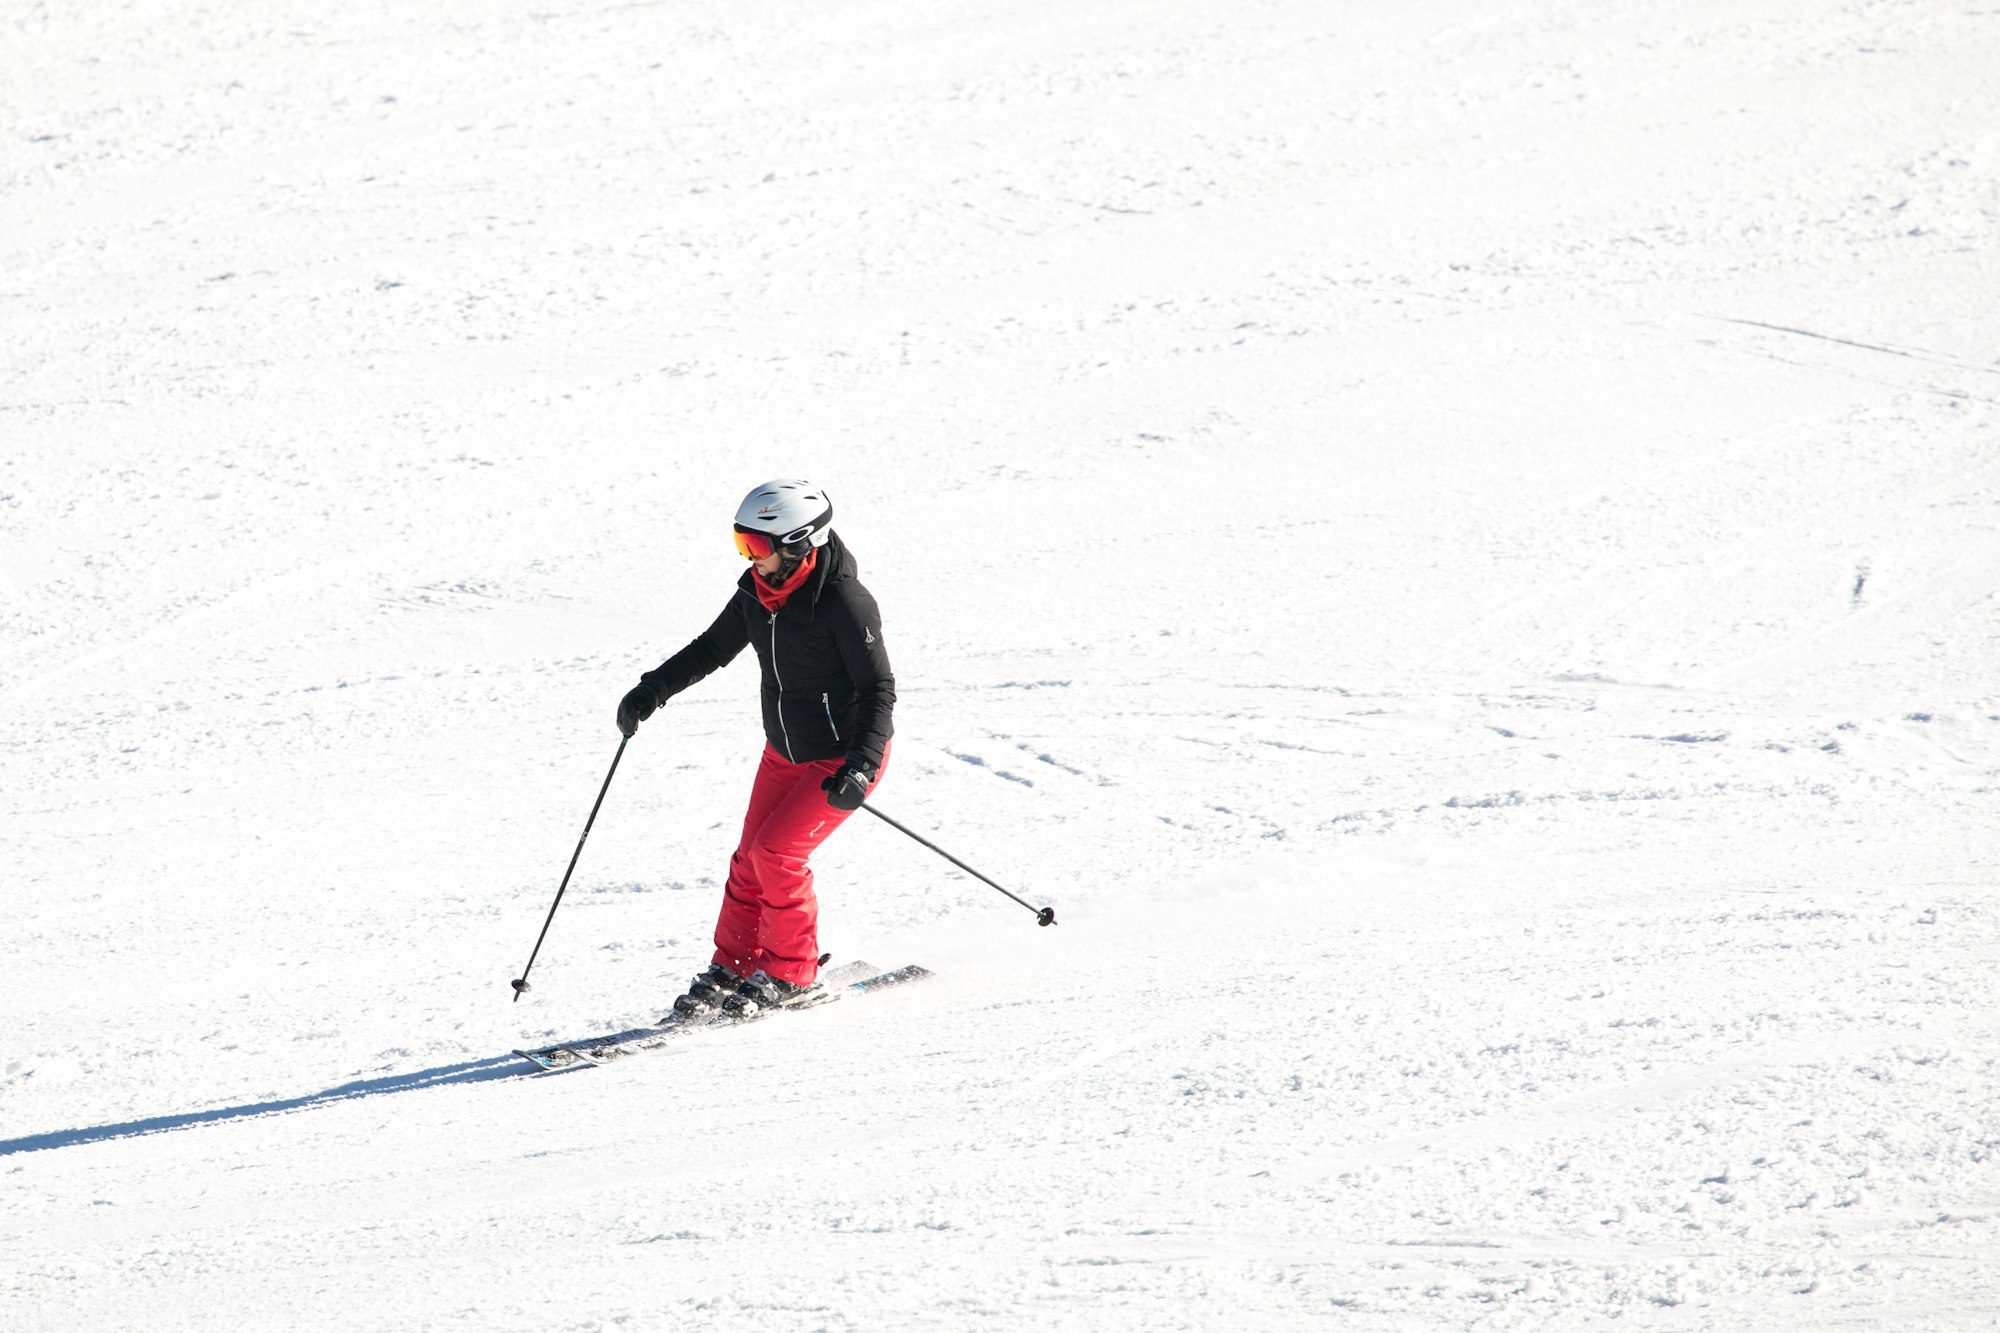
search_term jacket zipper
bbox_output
[769,611,794,760]
[822,692,840,742]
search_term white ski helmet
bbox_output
[732,479,833,558]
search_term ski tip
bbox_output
[512,1048,575,1071]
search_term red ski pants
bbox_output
[712,743,887,986]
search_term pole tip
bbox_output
[511,978,531,997]
[1037,906,1056,927]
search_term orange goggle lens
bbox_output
[733,528,777,560]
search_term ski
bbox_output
[846,962,932,993]
[512,959,929,1071]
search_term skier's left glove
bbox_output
[821,763,874,811]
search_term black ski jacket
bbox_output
[636,531,895,771]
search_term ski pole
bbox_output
[511,736,629,1001]
[858,801,1056,927]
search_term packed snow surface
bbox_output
[4,0,1998,1328]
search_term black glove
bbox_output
[616,680,660,738]
[821,763,874,811]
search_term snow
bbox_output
[4,0,1998,1326]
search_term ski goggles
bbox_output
[733,525,811,560]
[733,527,778,560]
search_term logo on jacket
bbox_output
[865,626,876,644]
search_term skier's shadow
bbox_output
[0,1054,544,1158]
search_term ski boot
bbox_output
[720,969,821,1019]
[666,963,742,1022]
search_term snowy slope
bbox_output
[4,0,1998,1327]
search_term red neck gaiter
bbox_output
[753,548,818,612]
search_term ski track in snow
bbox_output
[5,0,2000,1328]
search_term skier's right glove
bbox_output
[616,680,660,737]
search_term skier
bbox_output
[616,480,894,1019]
